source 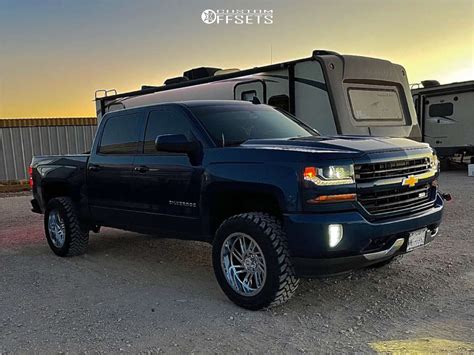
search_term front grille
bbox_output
[358,184,433,215]
[355,157,431,182]
[355,156,436,217]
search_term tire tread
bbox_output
[218,212,299,308]
[47,197,89,256]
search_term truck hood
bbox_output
[241,136,431,155]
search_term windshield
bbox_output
[191,104,317,147]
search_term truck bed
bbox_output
[30,154,90,213]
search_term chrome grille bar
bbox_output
[355,157,430,181]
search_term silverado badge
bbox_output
[402,175,419,188]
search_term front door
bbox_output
[132,107,203,236]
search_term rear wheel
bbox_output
[212,212,299,310]
[44,197,89,257]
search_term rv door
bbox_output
[234,80,266,103]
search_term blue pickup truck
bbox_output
[30,100,444,309]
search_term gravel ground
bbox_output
[0,171,472,353]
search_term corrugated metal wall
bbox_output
[0,118,97,181]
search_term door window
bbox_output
[143,110,194,154]
[99,114,141,154]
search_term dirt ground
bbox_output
[0,171,472,353]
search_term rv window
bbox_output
[143,110,194,154]
[99,114,141,154]
[268,95,290,112]
[241,91,257,101]
[348,89,404,121]
[429,103,454,117]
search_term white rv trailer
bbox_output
[95,50,421,140]
[412,80,474,157]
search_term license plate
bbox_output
[407,228,427,252]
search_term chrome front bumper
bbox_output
[363,238,405,261]
[362,227,439,261]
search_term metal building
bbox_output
[0,117,97,182]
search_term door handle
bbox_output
[88,164,101,172]
[134,165,149,173]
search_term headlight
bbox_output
[304,165,355,186]
[430,152,439,171]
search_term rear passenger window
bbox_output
[99,114,141,154]
[143,110,194,154]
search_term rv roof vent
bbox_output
[183,67,222,80]
[214,68,240,76]
[313,50,340,56]
[421,80,440,88]
[164,77,189,86]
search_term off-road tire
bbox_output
[213,212,299,310]
[44,197,89,257]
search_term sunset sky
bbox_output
[0,0,473,118]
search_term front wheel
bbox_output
[44,197,89,257]
[212,213,299,310]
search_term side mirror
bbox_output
[155,134,202,164]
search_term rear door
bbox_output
[234,80,266,103]
[87,111,144,227]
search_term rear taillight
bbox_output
[28,166,34,188]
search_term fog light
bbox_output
[328,224,343,248]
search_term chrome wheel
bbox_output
[48,209,66,248]
[220,232,267,296]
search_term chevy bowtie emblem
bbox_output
[402,175,418,187]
